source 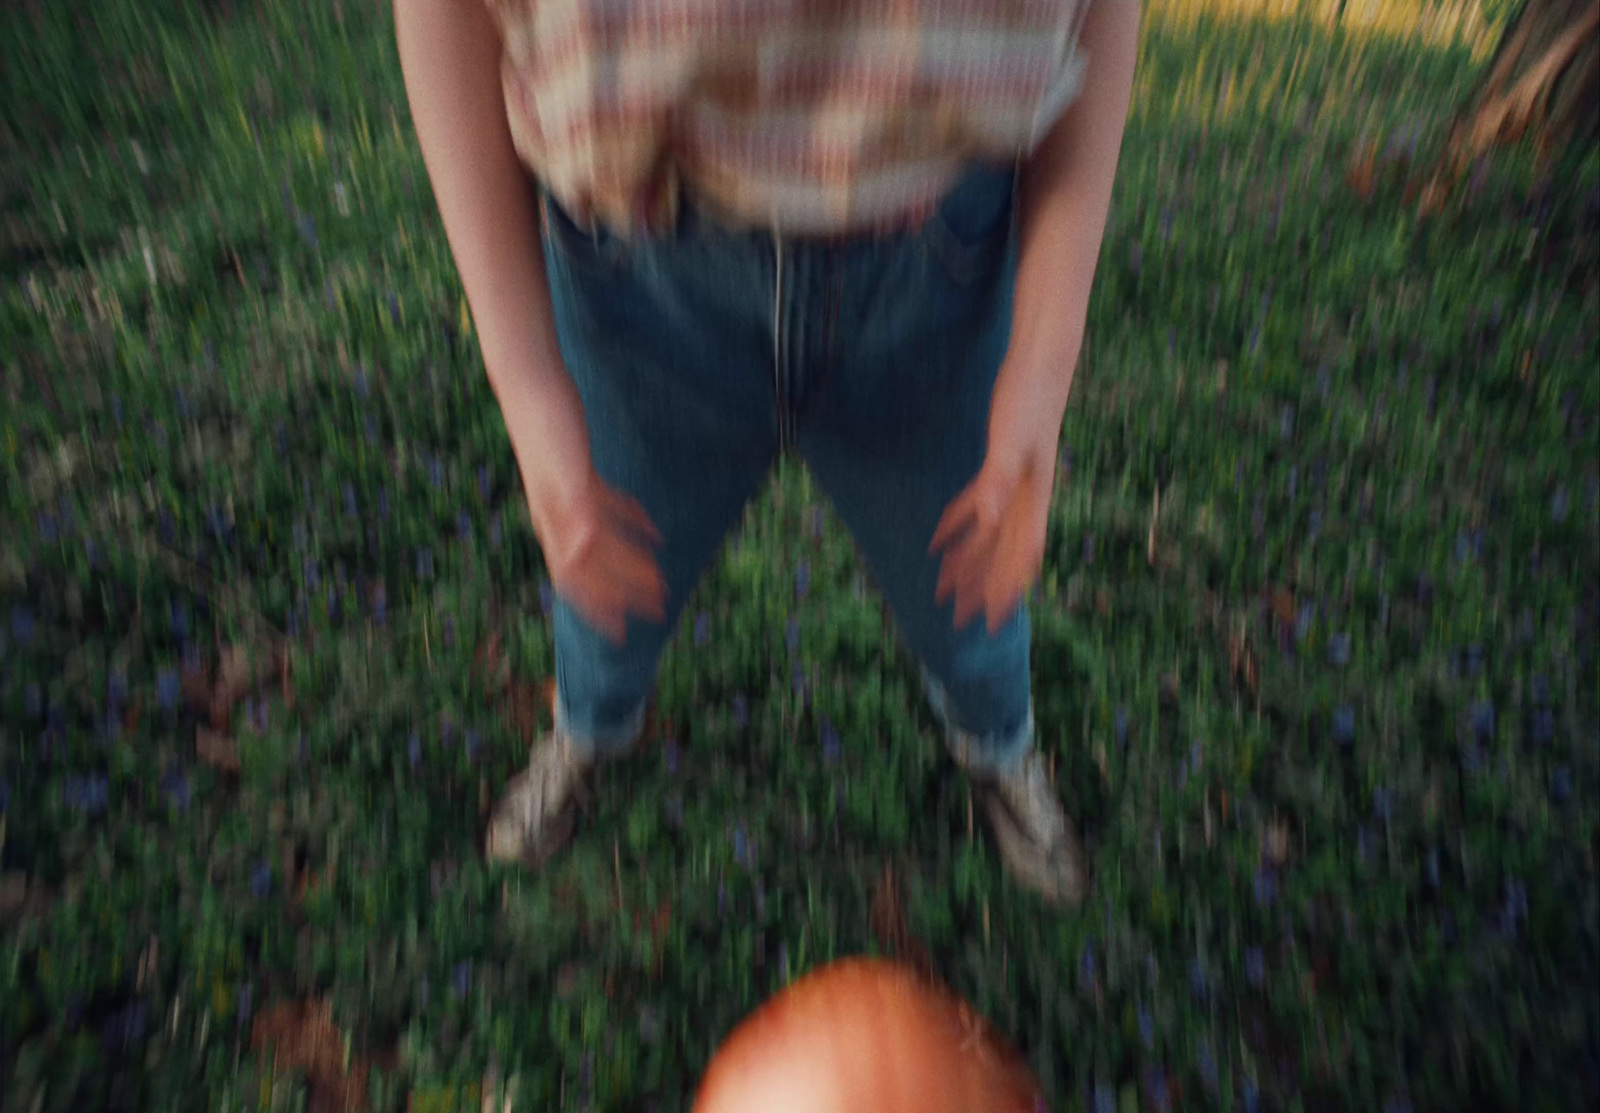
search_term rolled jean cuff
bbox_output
[553,692,649,763]
[920,665,1034,777]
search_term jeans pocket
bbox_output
[922,162,1018,287]
[540,190,634,281]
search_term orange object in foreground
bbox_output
[692,956,1046,1113]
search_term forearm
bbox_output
[1007,0,1141,416]
[393,0,567,393]
[394,0,597,526]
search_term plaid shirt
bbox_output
[484,0,1093,237]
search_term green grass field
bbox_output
[2,0,1596,1109]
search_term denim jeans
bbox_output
[537,160,1035,777]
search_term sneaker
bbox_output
[972,749,1088,907]
[485,730,590,869]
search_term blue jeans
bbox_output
[537,161,1035,777]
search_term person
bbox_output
[394,0,1140,906]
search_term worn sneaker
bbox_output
[972,749,1088,907]
[485,730,590,869]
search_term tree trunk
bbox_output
[1411,0,1598,212]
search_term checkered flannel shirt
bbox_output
[483,0,1094,237]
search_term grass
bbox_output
[2,0,1597,1110]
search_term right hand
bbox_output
[492,357,669,647]
[535,465,668,645]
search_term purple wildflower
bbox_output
[1551,765,1573,803]
[250,859,272,898]
[694,611,710,647]
[157,668,180,712]
[1113,708,1129,745]
[731,695,749,728]
[1253,867,1277,907]
[821,720,842,766]
[162,768,189,811]
[795,561,810,599]
[1145,1066,1169,1111]
[64,774,110,816]
[1328,632,1351,667]
[663,737,680,774]
[408,732,422,769]
[1294,601,1315,642]
[1198,1040,1218,1089]
[1332,704,1356,746]
[786,617,800,651]
[1551,487,1570,522]
[1469,700,1495,741]
[1137,1004,1155,1048]
[451,961,471,999]
[1357,825,1376,863]
[465,729,481,764]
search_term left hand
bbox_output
[929,360,1066,635]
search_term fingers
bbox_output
[937,477,1049,634]
[935,524,996,611]
[605,487,664,547]
[929,489,977,555]
[609,547,668,624]
[555,531,669,646]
